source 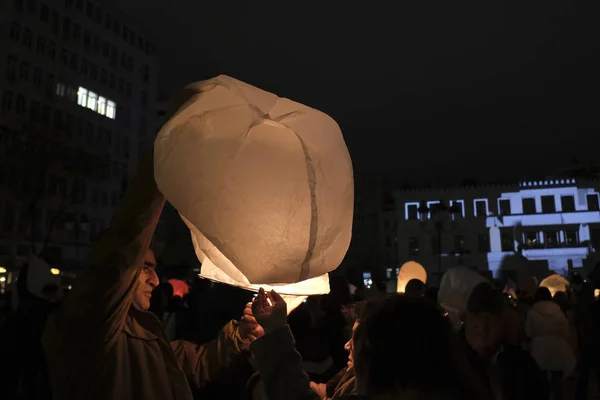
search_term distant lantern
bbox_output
[397,261,427,293]
[168,279,189,298]
[154,75,354,302]
[438,266,489,330]
[540,274,569,297]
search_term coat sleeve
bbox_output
[171,320,250,389]
[250,325,321,400]
[49,153,165,348]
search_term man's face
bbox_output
[464,312,503,359]
[132,249,159,311]
[344,321,359,368]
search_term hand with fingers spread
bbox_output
[251,287,288,334]
[239,301,265,343]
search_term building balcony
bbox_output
[487,211,600,228]
[521,246,590,258]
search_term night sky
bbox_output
[117,0,599,185]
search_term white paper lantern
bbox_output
[155,75,354,297]
[438,266,488,330]
[539,274,569,297]
[396,261,427,293]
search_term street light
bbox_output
[417,200,461,274]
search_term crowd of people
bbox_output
[0,150,599,400]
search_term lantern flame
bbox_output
[50,268,60,275]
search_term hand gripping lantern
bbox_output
[155,75,354,298]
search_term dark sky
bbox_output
[118,0,599,185]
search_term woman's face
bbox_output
[344,321,359,368]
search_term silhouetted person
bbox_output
[426,285,439,303]
[0,262,60,400]
[533,287,553,303]
[42,153,260,400]
[405,278,426,297]
[463,282,549,400]
[575,263,600,399]
[250,289,490,400]
[525,287,575,400]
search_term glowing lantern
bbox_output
[155,75,354,305]
[595,289,599,299]
[539,274,569,297]
[168,279,189,298]
[0,266,6,273]
[438,266,488,330]
[396,261,427,293]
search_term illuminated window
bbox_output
[106,100,116,119]
[565,230,578,246]
[86,91,97,111]
[97,96,106,115]
[77,87,87,106]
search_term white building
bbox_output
[394,179,600,283]
[0,0,158,272]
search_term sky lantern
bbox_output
[438,266,488,330]
[168,279,189,298]
[155,75,354,308]
[539,274,569,297]
[396,261,427,293]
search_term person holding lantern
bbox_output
[250,287,489,400]
[42,134,263,399]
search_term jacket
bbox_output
[42,153,249,400]
[525,301,576,375]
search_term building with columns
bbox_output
[393,178,600,283]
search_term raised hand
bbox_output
[251,287,287,334]
[239,302,265,342]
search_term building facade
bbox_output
[394,179,600,283]
[0,0,158,272]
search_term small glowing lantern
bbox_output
[155,75,354,302]
[168,279,190,298]
[50,268,61,275]
[539,274,569,297]
[396,261,427,293]
[0,266,6,273]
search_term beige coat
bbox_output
[42,153,250,400]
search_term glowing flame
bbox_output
[50,268,61,275]
[0,267,6,273]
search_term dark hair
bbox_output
[467,283,507,315]
[405,279,426,297]
[533,287,552,303]
[353,295,487,398]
